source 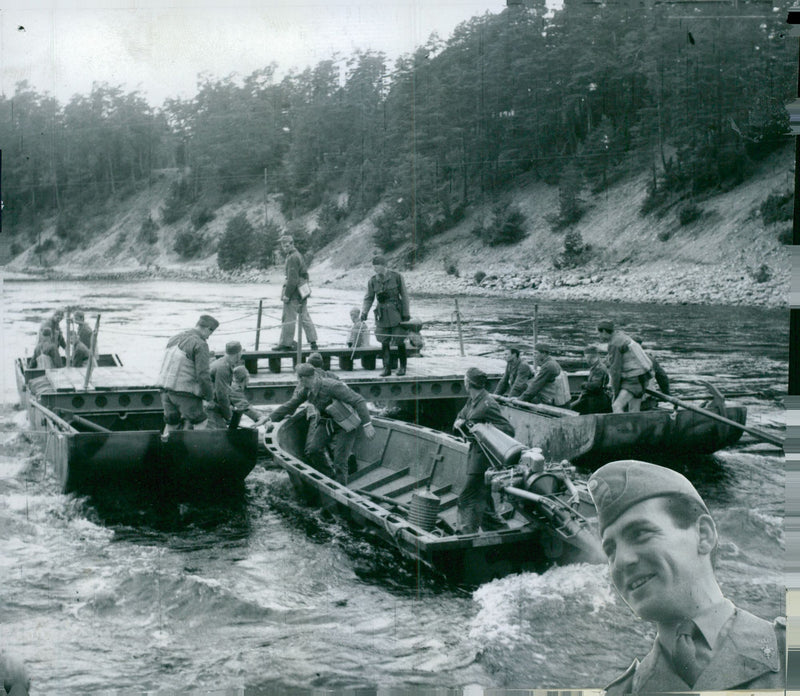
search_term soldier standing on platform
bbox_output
[361,254,410,376]
[274,234,318,351]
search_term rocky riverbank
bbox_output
[6,249,788,308]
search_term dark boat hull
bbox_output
[267,412,603,586]
[17,358,258,496]
[499,400,747,466]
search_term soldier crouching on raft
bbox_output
[588,459,785,693]
[157,314,219,435]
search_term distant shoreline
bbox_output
[4,260,787,309]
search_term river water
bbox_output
[0,278,786,694]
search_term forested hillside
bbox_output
[1,1,794,284]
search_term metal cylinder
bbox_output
[408,490,440,532]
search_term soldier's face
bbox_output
[299,374,317,391]
[601,497,710,624]
[373,263,386,275]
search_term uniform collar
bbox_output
[634,606,781,692]
[657,598,735,656]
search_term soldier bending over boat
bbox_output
[208,341,243,427]
[589,460,785,693]
[257,363,375,481]
[453,367,515,534]
[32,327,61,369]
[157,314,219,435]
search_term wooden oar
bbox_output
[645,388,783,448]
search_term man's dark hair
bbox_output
[507,346,521,357]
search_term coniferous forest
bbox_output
[1,1,795,267]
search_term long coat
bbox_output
[362,270,410,329]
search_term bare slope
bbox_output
[6,149,790,307]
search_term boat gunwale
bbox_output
[267,413,548,554]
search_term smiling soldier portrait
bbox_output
[588,459,785,694]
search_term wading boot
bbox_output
[396,342,407,376]
[380,344,392,377]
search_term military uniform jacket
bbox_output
[456,390,515,437]
[271,377,371,428]
[283,249,309,302]
[604,608,785,695]
[581,363,610,395]
[210,357,236,421]
[494,357,533,398]
[362,270,410,328]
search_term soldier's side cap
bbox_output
[584,344,600,353]
[279,234,293,243]
[597,320,614,332]
[73,310,85,321]
[41,327,52,336]
[296,363,316,377]
[372,254,387,265]
[535,342,555,354]
[465,366,488,388]
[307,352,324,367]
[506,343,526,353]
[225,340,242,354]
[588,460,708,533]
[197,314,220,330]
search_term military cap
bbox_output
[588,460,709,533]
[597,320,614,332]
[73,310,85,321]
[372,254,387,266]
[225,340,243,355]
[233,365,249,380]
[465,367,488,389]
[41,327,52,337]
[307,352,324,368]
[197,314,220,331]
[506,343,526,355]
[279,234,293,244]
[534,342,555,355]
[296,363,316,377]
[583,344,600,354]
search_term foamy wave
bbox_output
[469,564,615,649]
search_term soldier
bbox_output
[72,310,94,350]
[597,320,652,413]
[258,363,375,481]
[32,327,61,368]
[307,352,339,380]
[569,345,612,414]
[516,343,571,407]
[39,310,66,363]
[68,332,92,368]
[588,460,785,693]
[494,344,533,398]
[157,314,219,434]
[208,340,243,427]
[274,234,318,351]
[453,367,515,534]
[361,254,411,376]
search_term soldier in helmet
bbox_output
[588,460,785,693]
